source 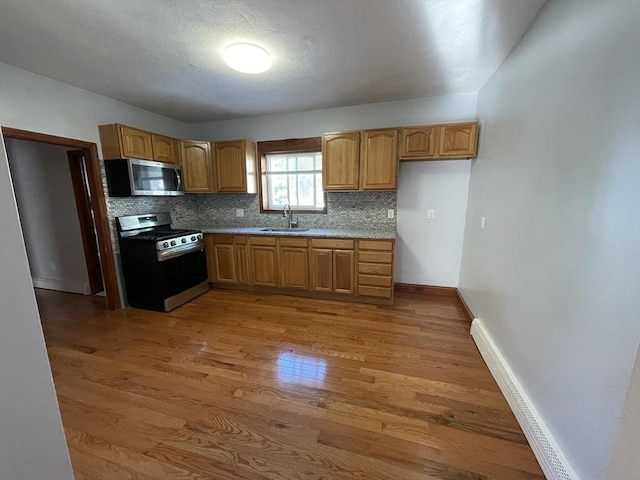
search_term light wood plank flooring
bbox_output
[37,288,544,479]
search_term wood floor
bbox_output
[37,288,544,480]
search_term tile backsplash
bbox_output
[106,191,396,249]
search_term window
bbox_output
[257,137,326,213]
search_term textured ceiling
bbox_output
[0,0,546,123]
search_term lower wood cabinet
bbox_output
[278,238,309,290]
[310,238,355,295]
[206,234,392,304]
[249,236,278,287]
[357,239,394,299]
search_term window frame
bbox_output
[257,137,327,214]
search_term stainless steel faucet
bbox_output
[282,203,299,229]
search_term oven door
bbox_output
[158,248,208,310]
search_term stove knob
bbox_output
[191,236,196,241]
[197,234,202,240]
[170,240,176,246]
[181,238,187,244]
[163,242,169,248]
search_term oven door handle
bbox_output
[157,241,204,262]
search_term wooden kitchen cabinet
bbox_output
[399,126,438,159]
[322,132,360,191]
[249,237,278,287]
[99,124,153,160]
[151,134,179,164]
[360,128,399,190]
[213,140,257,193]
[438,122,478,158]
[180,140,214,193]
[206,234,251,286]
[278,238,309,290]
[310,238,355,295]
[234,236,251,286]
[322,129,398,191]
[399,122,478,160]
[357,239,394,299]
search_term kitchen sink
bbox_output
[260,228,310,232]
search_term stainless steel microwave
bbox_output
[104,158,184,196]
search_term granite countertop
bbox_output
[194,226,396,240]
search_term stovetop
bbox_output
[128,229,200,241]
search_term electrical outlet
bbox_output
[387,209,395,219]
[427,209,435,219]
[236,208,244,217]
[481,216,486,229]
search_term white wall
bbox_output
[459,0,640,478]
[0,134,74,479]
[6,138,91,294]
[0,63,193,479]
[192,93,478,286]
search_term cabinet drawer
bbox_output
[358,285,393,298]
[311,238,354,249]
[359,263,393,275]
[359,251,393,264]
[358,240,393,251]
[279,237,308,248]
[250,236,276,246]
[234,235,248,245]
[212,234,233,244]
[358,274,392,287]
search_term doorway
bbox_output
[1,127,121,309]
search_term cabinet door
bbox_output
[438,123,478,158]
[234,238,251,286]
[213,244,237,284]
[181,141,214,193]
[361,129,399,190]
[250,245,278,287]
[214,140,248,193]
[119,125,153,160]
[400,126,437,159]
[279,246,309,290]
[322,132,360,191]
[310,248,333,292]
[204,235,216,282]
[151,134,178,164]
[333,249,355,295]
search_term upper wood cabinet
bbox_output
[151,134,179,164]
[360,129,399,190]
[99,124,181,164]
[399,122,479,161]
[438,122,478,158]
[400,126,437,159]
[322,132,360,191]
[99,124,153,160]
[180,141,214,193]
[323,129,398,191]
[213,140,257,194]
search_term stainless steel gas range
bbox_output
[117,212,208,312]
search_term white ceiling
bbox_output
[0,0,546,123]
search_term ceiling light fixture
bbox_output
[223,43,272,74]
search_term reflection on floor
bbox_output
[37,288,544,479]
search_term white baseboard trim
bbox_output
[32,276,90,295]
[471,318,578,480]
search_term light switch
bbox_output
[236,208,244,217]
[481,216,486,229]
[427,209,435,219]
[387,209,395,219]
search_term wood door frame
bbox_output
[1,127,121,309]
[67,149,104,295]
